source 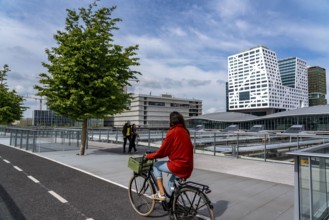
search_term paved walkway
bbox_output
[0,138,295,219]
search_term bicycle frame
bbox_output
[129,159,215,219]
[137,162,177,211]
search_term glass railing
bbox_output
[288,143,329,220]
[5,127,82,152]
[2,127,329,165]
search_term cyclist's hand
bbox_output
[145,152,155,160]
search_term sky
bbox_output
[1,0,329,118]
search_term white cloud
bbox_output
[214,0,251,19]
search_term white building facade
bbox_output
[227,46,309,115]
[113,94,202,129]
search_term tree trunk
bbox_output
[79,119,88,155]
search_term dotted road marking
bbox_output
[28,175,40,183]
[0,154,94,219]
[14,166,23,171]
[48,190,68,203]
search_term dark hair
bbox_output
[169,111,189,135]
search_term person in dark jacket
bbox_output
[122,121,131,153]
[128,124,138,153]
[146,111,194,201]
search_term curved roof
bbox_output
[189,111,259,122]
[261,104,329,119]
[190,104,329,122]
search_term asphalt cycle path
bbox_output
[0,144,169,220]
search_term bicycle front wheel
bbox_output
[128,174,156,216]
[172,187,214,220]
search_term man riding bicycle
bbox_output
[145,111,194,201]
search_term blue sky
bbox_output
[1,0,329,118]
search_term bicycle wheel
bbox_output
[172,187,214,220]
[128,174,156,216]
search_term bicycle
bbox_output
[127,155,215,219]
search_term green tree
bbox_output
[34,1,140,155]
[0,64,27,124]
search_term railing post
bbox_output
[77,131,80,148]
[115,130,118,143]
[14,129,18,147]
[9,129,13,146]
[26,130,30,151]
[213,132,216,156]
[236,133,239,158]
[308,156,313,219]
[264,134,267,162]
[68,130,71,146]
[193,131,196,153]
[293,155,301,220]
[148,130,151,148]
[32,131,37,152]
[107,129,110,143]
[86,130,89,149]
[19,130,23,148]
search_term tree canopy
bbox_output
[34,1,141,155]
[0,64,27,125]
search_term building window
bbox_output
[239,91,250,101]
[148,101,165,106]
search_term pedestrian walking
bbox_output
[122,121,131,153]
[128,124,138,153]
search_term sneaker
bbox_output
[151,192,166,201]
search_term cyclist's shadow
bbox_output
[146,202,171,218]
[144,200,228,219]
[212,200,229,219]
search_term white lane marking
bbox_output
[48,190,68,203]
[86,218,94,220]
[14,166,23,171]
[28,175,40,183]
[3,159,10,163]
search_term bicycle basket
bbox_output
[128,156,153,174]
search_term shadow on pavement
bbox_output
[0,184,27,220]
[212,199,229,219]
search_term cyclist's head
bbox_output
[170,111,189,135]
[169,111,185,127]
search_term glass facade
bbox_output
[33,110,74,127]
[289,144,329,220]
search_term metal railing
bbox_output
[2,127,329,165]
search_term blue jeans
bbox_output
[153,161,176,194]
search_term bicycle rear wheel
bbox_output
[128,174,156,216]
[172,187,214,220]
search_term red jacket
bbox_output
[146,124,194,179]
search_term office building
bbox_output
[227,46,308,116]
[112,94,202,129]
[278,57,308,91]
[308,66,327,106]
[33,110,74,127]
[32,110,103,127]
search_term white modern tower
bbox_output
[227,46,308,115]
